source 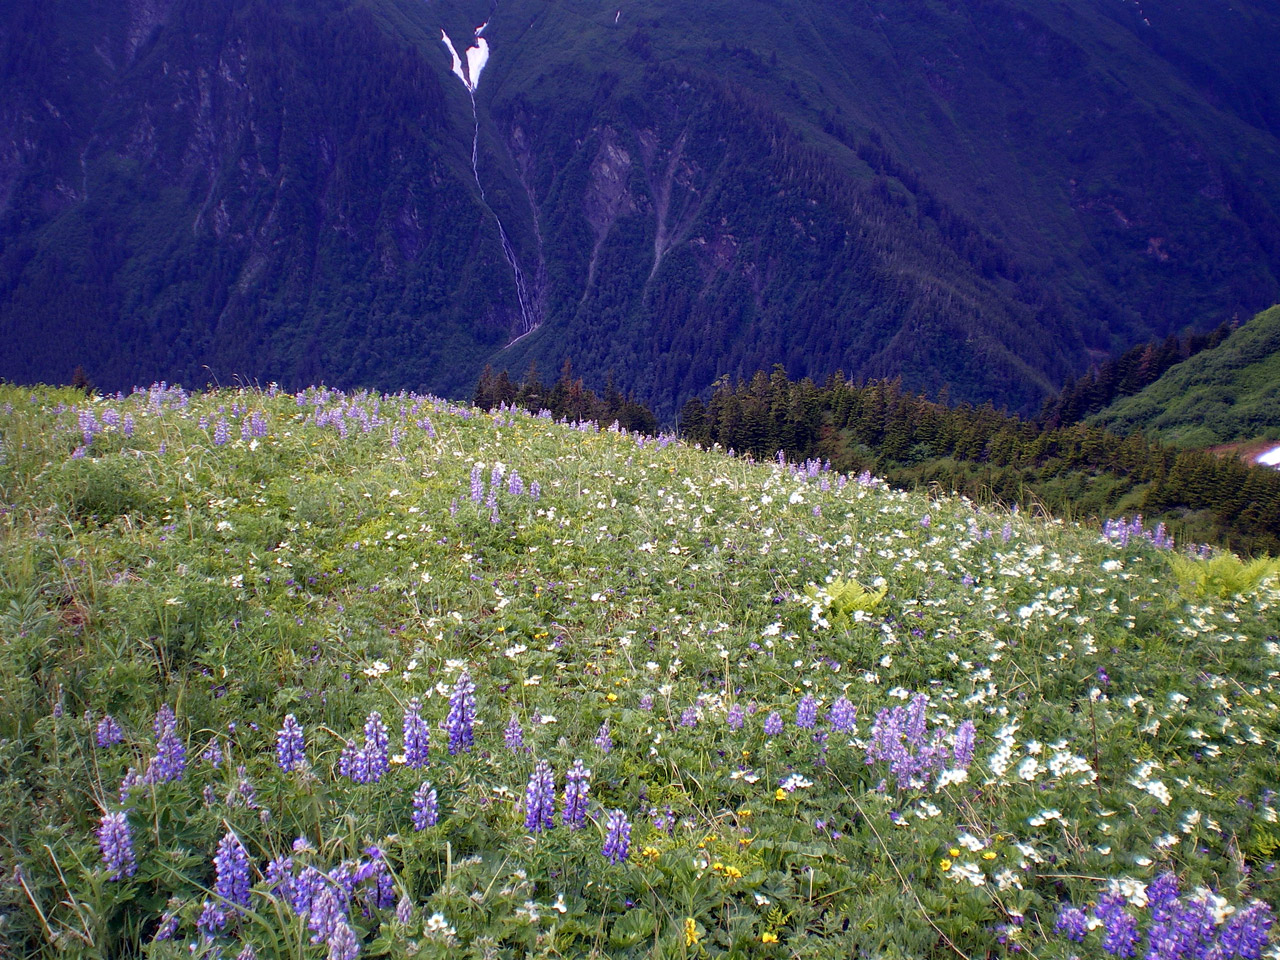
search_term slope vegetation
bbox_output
[0,383,1278,958]
[1088,305,1280,447]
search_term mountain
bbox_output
[3,0,1280,415]
[1088,303,1280,447]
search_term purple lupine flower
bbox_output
[1001,522,1013,543]
[412,782,438,830]
[1054,906,1088,943]
[952,720,976,768]
[828,697,857,734]
[236,944,258,960]
[215,830,252,910]
[529,480,541,500]
[469,464,484,503]
[905,694,928,745]
[308,884,346,944]
[277,714,306,772]
[504,714,524,753]
[153,909,179,942]
[594,720,613,755]
[402,699,430,769]
[354,852,395,910]
[563,759,591,830]
[1220,901,1274,958]
[266,856,295,903]
[327,920,359,960]
[338,739,361,780]
[154,703,176,737]
[1146,872,1180,922]
[763,712,783,736]
[638,694,653,711]
[1094,893,1139,958]
[197,900,227,937]
[96,714,124,747]
[919,514,931,529]
[119,767,142,803]
[202,737,223,768]
[214,418,230,445]
[524,759,556,833]
[98,811,136,880]
[150,727,186,782]
[233,765,260,811]
[680,706,699,728]
[396,893,414,925]
[489,502,500,524]
[726,704,745,731]
[602,809,631,864]
[358,711,389,783]
[507,470,524,496]
[796,694,817,729]
[122,413,135,437]
[445,673,476,755]
[292,865,324,916]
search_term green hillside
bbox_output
[1089,305,1280,446]
[1,383,1278,958]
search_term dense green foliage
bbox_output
[1,382,1279,959]
[3,0,1280,415]
[1088,305,1280,447]
[473,361,657,434]
[680,369,1280,555]
[1041,321,1235,427]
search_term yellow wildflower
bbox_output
[940,859,953,871]
[762,931,779,944]
[775,788,787,801]
[684,918,699,946]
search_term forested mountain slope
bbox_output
[3,0,1279,415]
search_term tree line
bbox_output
[472,362,1279,554]
[679,368,1280,555]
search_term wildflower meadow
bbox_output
[0,383,1277,959]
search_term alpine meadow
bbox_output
[0,385,1277,958]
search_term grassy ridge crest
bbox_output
[1089,304,1280,447]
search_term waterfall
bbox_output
[441,24,541,338]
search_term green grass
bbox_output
[0,382,1277,958]
[1090,305,1280,446]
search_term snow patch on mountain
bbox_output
[440,22,489,91]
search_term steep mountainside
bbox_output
[1088,304,1280,446]
[3,0,1279,415]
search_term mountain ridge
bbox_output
[3,0,1279,415]
[1088,303,1280,447]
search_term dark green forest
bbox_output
[4,0,1280,417]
